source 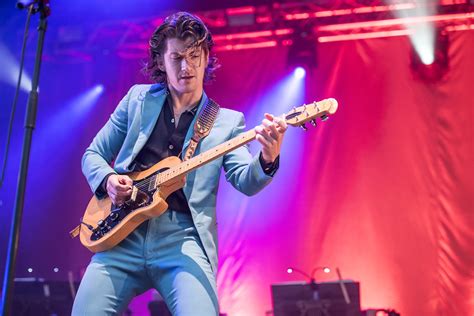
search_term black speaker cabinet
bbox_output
[271,281,361,316]
[11,278,78,316]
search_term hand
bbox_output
[255,113,288,163]
[106,174,133,206]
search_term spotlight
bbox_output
[411,22,435,66]
[287,268,293,274]
[411,29,449,82]
[323,267,331,273]
[0,43,32,92]
[53,267,59,273]
[94,84,104,94]
[27,268,33,273]
[419,49,434,66]
[287,23,317,72]
[294,67,306,79]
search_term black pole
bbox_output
[1,3,49,315]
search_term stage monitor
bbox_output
[271,280,360,316]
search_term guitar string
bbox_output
[130,133,253,191]
[133,143,240,191]
[132,157,201,191]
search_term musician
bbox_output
[72,12,287,315]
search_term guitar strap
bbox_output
[69,97,220,239]
[182,98,220,161]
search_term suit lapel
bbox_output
[130,85,167,161]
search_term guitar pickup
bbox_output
[130,185,138,202]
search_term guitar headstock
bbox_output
[285,98,338,130]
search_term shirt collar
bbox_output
[165,90,201,117]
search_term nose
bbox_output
[180,58,189,71]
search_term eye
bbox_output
[170,54,182,61]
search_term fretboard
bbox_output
[155,129,256,187]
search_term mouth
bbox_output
[179,75,195,80]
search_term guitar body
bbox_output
[80,156,186,253]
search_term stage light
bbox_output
[0,43,32,92]
[78,84,105,112]
[226,6,256,27]
[27,268,33,273]
[294,67,306,79]
[94,84,104,94]
[323,267,331,273]
[53,267,59,272]
[287,268,293,274]
[418,46,434,65]
[386,0,443,72]
[34,84,105,146]
[410,23,435,65]
[410,30,449,82]
[287,23,317,72]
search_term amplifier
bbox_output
[271,280,361,316]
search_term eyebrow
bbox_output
[169,47,201,56]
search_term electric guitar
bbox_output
[72,98,338,252]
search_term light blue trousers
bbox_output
[72,210,218,316]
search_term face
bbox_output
[160,37,208,95]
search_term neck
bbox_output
[168,86,203,114]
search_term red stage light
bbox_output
[410,30,450,83]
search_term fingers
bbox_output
[118,175,133,186]
[116,176,133,194]
[262,119,280,139]
[255,133,273,148]
[255,125,276,144]
[258,114,287,143]
[107,175,133,205]
[256,113,287,163]
[265,113,288,132]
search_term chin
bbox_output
[178,85,196,94]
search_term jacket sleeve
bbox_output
[222,112,277,196]
[81,85,135,198]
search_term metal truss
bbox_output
[45,1,474,61]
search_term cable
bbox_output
[0,5,33,189]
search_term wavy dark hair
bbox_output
[143,12,219,84]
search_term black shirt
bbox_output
[131,98,198,213]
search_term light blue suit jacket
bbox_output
[81,84,275,273]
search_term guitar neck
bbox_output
[154,97,338,188]
[156,129,257,186]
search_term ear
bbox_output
[157,56,165,72]
[203,48,209,68]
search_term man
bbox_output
[72,12,287,315]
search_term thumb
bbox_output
[118,175,133,186]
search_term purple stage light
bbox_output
[0,43,32,92]
[294,67,306,79]
[93,84,104,94]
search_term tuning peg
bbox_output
[321,115,329,121]
[310,119,317,127]
[300,124,308,131]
